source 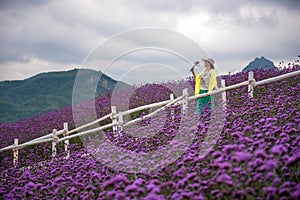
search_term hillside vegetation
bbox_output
[0,69,130,123]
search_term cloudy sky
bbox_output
[0,0,299,84]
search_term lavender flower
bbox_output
[263,186,277,199]
[217,173,233,185]
[265,159,277,170]
[0,65,299,199]
[291,184,300,199]
[234,151,251,163]
[286,152,300,166]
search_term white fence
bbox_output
[1,70,300,167]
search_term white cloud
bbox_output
[117,63,185,85]
[0,56,76,81]
[176,2,300,74]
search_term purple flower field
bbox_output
[0,63,299,199]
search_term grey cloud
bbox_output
[0,0,50,10]
[128,0,194,12]
[0,3,96,63]
[260,0,300,10]
[0,0,299,82]
[185,0,297,29]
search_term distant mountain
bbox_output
[0,69,130,123]
[242,57,279,73]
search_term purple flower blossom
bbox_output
[286,152,300,166]
[181,191,194,198]
[216,162,231,169]
[217,173,233,185]
[146,183,157,192]
[125,184,138,193]
[279,187,290,196]
[270,144,288,154]
[243,126,252,132]
[265,159,277,170]
[254,149,268,158]
[246,187,256,195]
[102,174,128,189]
[265,172,274,180]
[143,193,165,200]
[291,184,300,199]
[222,144,236,154]
[171,192,180,199]
[201,168,211,176]
[173,167,185,179]
[54,176,65,183]
[232,167,243,173]
[234,151,251,162]
[263,186,277,199]
[211,151,222,158]
[272,178,281,186]
[25,182,37,190]
[115,192,126,200]
[68,186,77,194]
[233,190,246,199]
[253,173,263,181]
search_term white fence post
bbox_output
[248,71,254,98]
[182,88,188,114]
[111,106,118,137]
[13,139,18,167]
[170,93,174,101]
[63,122,70,159]
[52,129,58,157]
[170,93,175,120]
[221,79,227,108]
[118,112,123,136]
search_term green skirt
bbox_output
[196,89,214,116]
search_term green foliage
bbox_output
[0,69,130,123]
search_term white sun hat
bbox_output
[202,58,215,68]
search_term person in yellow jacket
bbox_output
[190,58,217,116]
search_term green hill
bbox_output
[242,56,279,72]
[0,69,130,123]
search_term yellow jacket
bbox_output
[195,69,217,95]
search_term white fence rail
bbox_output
[1,70,300,167]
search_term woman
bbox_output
[190,58,217,116]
